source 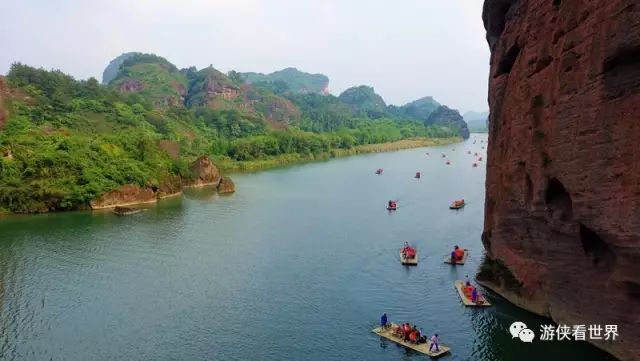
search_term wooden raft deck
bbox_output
[372,324,450,358]
[454,280,492,307]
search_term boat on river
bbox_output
[444,249,469,265]
[372,324,450,357]
[449,200,465,209]
[112,206,144,216]
[454,280,491,307]
[400,248,418,266]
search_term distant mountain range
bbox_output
[0,51,473,213]
[99,52,470,138]
[239,68,329,95]
[463,110,489,132]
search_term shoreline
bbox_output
[0,137,462,216]
[216,137,463,173]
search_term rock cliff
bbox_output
[480,1,640,360]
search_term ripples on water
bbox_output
[0,135,617,360]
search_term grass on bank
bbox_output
[215,137,462,173]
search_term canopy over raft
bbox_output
[443,249,469,265]
[399,249,418,266]
[372,324,450,358]
[454,280,491,307]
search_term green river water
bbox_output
[0,134,617,360]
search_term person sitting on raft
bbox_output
[418,328,427,344]
[450,245,464,263]
[402,242,416,259]
[408,330,418,343]
[471,287,479,304]
[392,324,403,337]
[403,323,412,341]
[463,283,484,304]
[388,200,397,209]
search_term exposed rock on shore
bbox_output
[90,156,233,210]
[217,176,235,194]
[90,184,157,209]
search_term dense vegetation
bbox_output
[239,68,329,94]
[0,55,462,213]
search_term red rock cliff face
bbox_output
[481,1,640,359]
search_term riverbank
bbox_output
[215,137,462,173]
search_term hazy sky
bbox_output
[0,0,489,112]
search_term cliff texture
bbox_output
[481,0,640,360]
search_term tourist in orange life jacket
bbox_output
[403,323,412,341]
[454,245,464,261]
[471,287,479,303]
[409,329,418,343]
[406,247,415,259]
[464,283,474,299]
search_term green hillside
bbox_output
[240,67,329,94]
[338,86,387,118]
[0,54,461,213]
[109,53,187,108]
[388,96,441,120]
[102,52,139,85]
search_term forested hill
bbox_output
[0,52,466,213]
[238,68,329,95]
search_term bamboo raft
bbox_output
[449,202,465,209]
[372,324,450,358]
[454,280,491,307]
[112,206,144,216]
[443,249,469,265]
[399,250,418,266]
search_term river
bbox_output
[0,134,616,360]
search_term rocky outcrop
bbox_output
[217,176,235,194]
[118,79,143,93]
[102,52,138,85]
[481,1,640,360]
[89,184,156,209]
[90,156,232,209]
[157,174,183,199]
[426,105,470,139]
[205,75,239,100]
[188,155,221,187]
